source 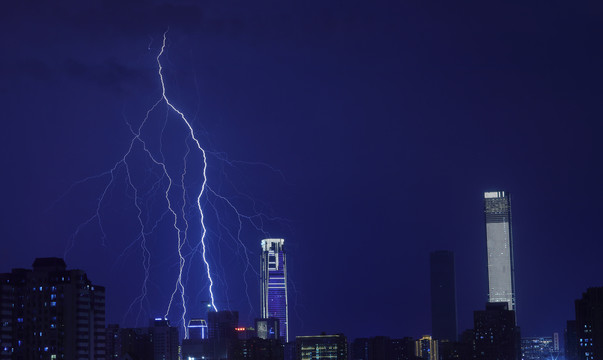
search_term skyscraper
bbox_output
[261,238,289,342]
[430,251,458,342]
[484,191,516,311]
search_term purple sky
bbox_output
[1,0,602,342]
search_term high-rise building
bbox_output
[208,310,239,341]
[473,302,520,360]
[484,191,516,311]
[149,318,179,360]
[296,334,348,360]
[430,251,458,342]
[104,319,179,360]
[261,238,289,342]
[573,287,603,360]
[0,258,106,360]
[415,335,438,360]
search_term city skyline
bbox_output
[1,0,603,342]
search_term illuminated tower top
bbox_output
[484,191,516,312]
[260,238,288,342]
[261,238,284,252]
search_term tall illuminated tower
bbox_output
[484,191,516,311]
[261,238,289,342]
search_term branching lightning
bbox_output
[58,30,290,338]
[155,32,218,317]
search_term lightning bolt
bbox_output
[57,30,292,338]
[155,32,218,316]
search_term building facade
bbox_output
[188,318,208,340]
[565,320,580,360]
[415,335,438,360]
[105,319,179,360]
[182,310,239,360]
[473,302,520,360]
[484,191,516,311]
[296,334,347,360]
[521,336,559,360]
[429,251,458,342]
[574,287,603,360]
[149,319,179,360]
[255,318,280,340]
[261,239,289,342]
[0,257,105,360]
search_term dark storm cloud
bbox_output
[62,59,152,93]
[6,59,54,82]
[2,0,204,35]
[72,1,205,35]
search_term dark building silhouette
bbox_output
[441,329,474,360]
[351,336,394,360]
[352,338,370,360]
[574,287,603,360]
[183,311,286,360]
[208,310,239,341]
[296,334,347,360]
[105,319,179,360]
[284,342,296,360]
[351,336,420,360]
[0,257,105,360]
[106,324,121,359]
[430,251,458,342]
[565,320,579,360]
[149,319,179,360]
[182,310,240,360]
[473,302,520,360]
[232,337,284,360]
[391,337,422,360]
[105,324,156,359]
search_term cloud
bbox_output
[62,58,153,93]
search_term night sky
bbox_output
[1,0,603,344]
